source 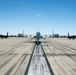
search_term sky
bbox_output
[0,0,76,35]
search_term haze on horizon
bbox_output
[0,0,76,35]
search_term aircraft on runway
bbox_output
[34,32,42,40]
[36,32,41,40]
[68,32,76,40]
[0,32,8,39]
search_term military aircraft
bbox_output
[0,32,8,39]
[68,32,76,40]
[35,32,41,40]
[31,31,46,45]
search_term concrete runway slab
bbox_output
[0,37,76,75]
[42,38,76,75]
[0,38,34,75]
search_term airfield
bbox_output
[0,37,76,75]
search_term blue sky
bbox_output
[0,0,76,35]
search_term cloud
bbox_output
[36,13,41,17]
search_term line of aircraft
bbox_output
[0,31,76,40]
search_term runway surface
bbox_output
[42,38,76,75]
[0,37,76,75]
[0,38,34,75]
[27,44,52,75]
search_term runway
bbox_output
[0,38,34,75]
[0,37,76,75]
[42,38,76,75]
[27,44,53,75]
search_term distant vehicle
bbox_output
[53,34,59,38]
[18,34,24,37]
